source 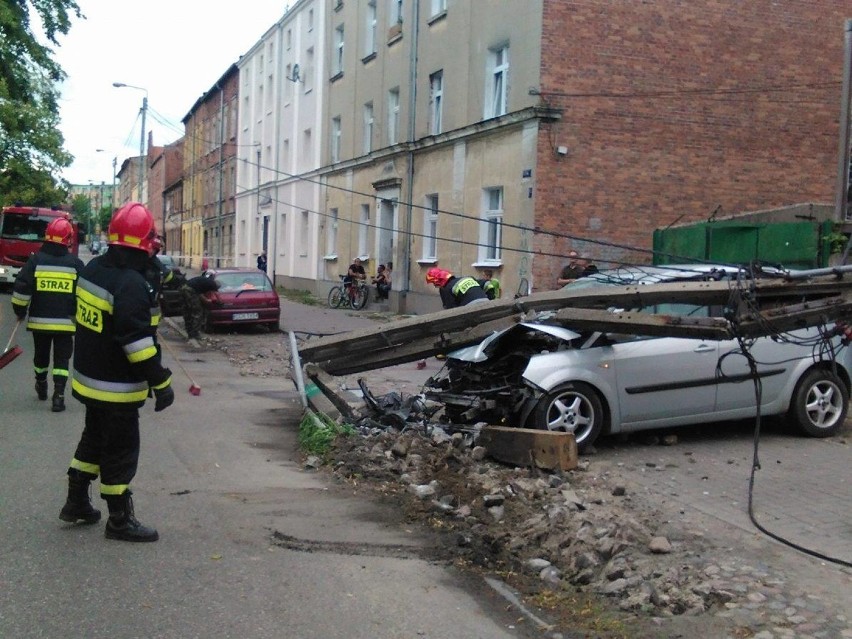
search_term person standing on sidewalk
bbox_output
[10,217,84,412]
[59,202,174,542]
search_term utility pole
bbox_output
[113,82,148,204]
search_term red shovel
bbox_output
[0,320,23,371]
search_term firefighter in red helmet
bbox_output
[11,217,84,412]
[59,202,174,542]
[425,267,489,309]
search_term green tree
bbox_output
[0,0,83,204]
[0,157,69,206]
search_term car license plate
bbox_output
[232,312,259,321]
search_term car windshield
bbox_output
[215,272,272,292]
[0,213,54,241]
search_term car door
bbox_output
[608,302,721,427]
[610,332,720,427]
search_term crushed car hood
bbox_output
[448,322,581,363]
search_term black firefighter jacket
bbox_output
[11,242,84,333]
[72,253,171,409]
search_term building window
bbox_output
[365,0,377,56]
[308,8,314,31]
[423,194,438,260]
[286,28,292,50]
[304,47,314,93]
[387,87,400,144]
[334,25,345,76]
[486,45,509,119]
[285,65,293,102]
[430,0,446,16]
[480,187,503,262]
[359,204,370,256]
[326,208,339,256]
[331,116,342,163]
[363,102,374,154]
[389,0,403,24]
[429,70,443,135]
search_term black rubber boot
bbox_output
[59,469,101,524]
[51,378,66,412]
[104,491,159,542]
[35,379,48,401]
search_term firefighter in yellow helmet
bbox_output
[11,217,84,412]
[59,202,174,542]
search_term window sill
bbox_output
[472,261,502,269]
[361,51,377,64]
[387,24,403,45]
[417,258,438,266]
[427,10,447,26]
[323,254,338,261]
[329,71,344,83]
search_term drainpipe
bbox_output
[401,0,420,309]
[216,83,225,268]
[835,19,852,223]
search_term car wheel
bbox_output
[531,381,605,451]
[787,368,848,437]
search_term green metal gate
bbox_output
[653,220,834,269]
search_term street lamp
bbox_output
[112,82,148,203]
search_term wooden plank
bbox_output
[478,425,578,471]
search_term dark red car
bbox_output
[201,268,280,331]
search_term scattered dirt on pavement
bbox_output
[200,324,851,639]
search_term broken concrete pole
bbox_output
[478,425,578,471]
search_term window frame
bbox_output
[429,69,443,135]
[479,187,503,263]
[486,44,509,119]
[365,0,378,56]
[363,101,374,154]
[423,194,439,260]
[387,87,400,144]
[333,24,345,76]
[331,116,342,163]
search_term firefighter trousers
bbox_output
[69,406,140,498]
[32,332,73,382]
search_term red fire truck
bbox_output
[0,206,81,287]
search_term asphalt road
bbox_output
[0,302,538,639]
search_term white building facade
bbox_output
[235,0,327,286]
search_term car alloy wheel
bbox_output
[788,368,848,437]
[532,381,605,451]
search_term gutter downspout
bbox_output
[836,19,852,224]
[216,83,225,268]
[401,0,420,312]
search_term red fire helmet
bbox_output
[108,202,157,255]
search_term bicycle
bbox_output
[327,276,369,310]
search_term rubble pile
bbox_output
[327,420,738,619]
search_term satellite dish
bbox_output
[291,64,301,82]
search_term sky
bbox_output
[52,0,290,186]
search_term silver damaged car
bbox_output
[424,265,852,451]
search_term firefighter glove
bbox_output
[153,384,175,412]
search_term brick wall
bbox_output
[535,0,852,285]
